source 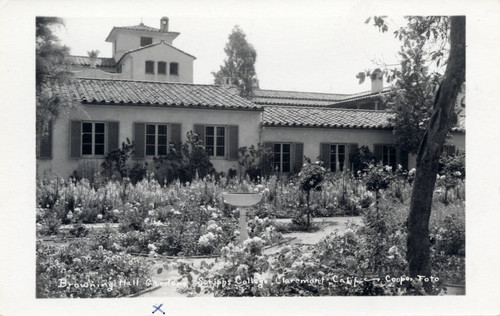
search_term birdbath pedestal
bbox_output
[222,192,263,244]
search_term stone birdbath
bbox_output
[222,192,263,244]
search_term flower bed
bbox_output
[36,162,465,296]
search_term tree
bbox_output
[212,25,259,97]
[406,16,465,292]
[362,17,451,154]
[365,16,465,292]
[36,17,72,138]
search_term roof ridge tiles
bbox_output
[74,77,228,88]
[266,105,388,113]
[255,88,351,96]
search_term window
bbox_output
[273,143,291,173]
[170,62,179,75]
[382,145,397,169]
[81,122,105,156]
[205,126,225,157]
[158,61,167,75]
[145,124,167,156]
[140,37,153,46]
[329,144,346,172]
[145,61,155,74]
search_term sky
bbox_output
[54,14,405,94]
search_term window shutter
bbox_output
[39,121,53,159]
[373,144,383,164]
[107,121,119,153]
[293,142,304,173]
[228,125,239,160]
[70,120,81,158]
[320,143,331,168]
[170,123,182,145]
[134,122,145,159]
[348,143,359,171]
[193,124,205,145]
[399,148,409,170]
[447,145,456,156]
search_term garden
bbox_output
[36,143,465,298]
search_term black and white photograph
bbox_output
[1,0,499,315]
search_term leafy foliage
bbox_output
[36,17,73,137]
[100,138,147,184]
[362,17,454,154]
[238,144,274,180]
[212,25,259,97]
[36,240,151,298]
[152,131,215,185]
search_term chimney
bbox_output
[160,17,169,32]
[370,68,383,93]
[221,76,231,86]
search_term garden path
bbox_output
[137,216,363,297]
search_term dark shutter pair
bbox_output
[134,123,182,159]
[263,142,304,174]
[373,144,409,170]
[69,121,119,158]
[193,124,239,160]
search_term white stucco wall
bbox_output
[37,104,262,178]
[119,44,194,83]
[264,126,466,170]
[263,126,397,161]
[406,131,466,170]
[113,31,178,61]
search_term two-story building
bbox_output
[37,17,465,178]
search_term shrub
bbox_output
[238,144,274,180]
[298,161,326,227]
[151,131,215,185]
[36,240,152,298]
[101,138,147,184]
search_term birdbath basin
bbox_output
[222,192,263,244]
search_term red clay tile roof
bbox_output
[116,42,196,63]
[115,24,162,32]
[51,78,261,110]
[253,89,348,101]
[252,88,391,107]
[105,24,180,42]
[68,56,116,67]
[263,106,393,129]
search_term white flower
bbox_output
[388,245,399,255]
[291,260,303,268]
[454,171,462,177]
[236,264,249,276]
[97,214,103,220]
[344,228,355,240]
[148,243,157,251]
